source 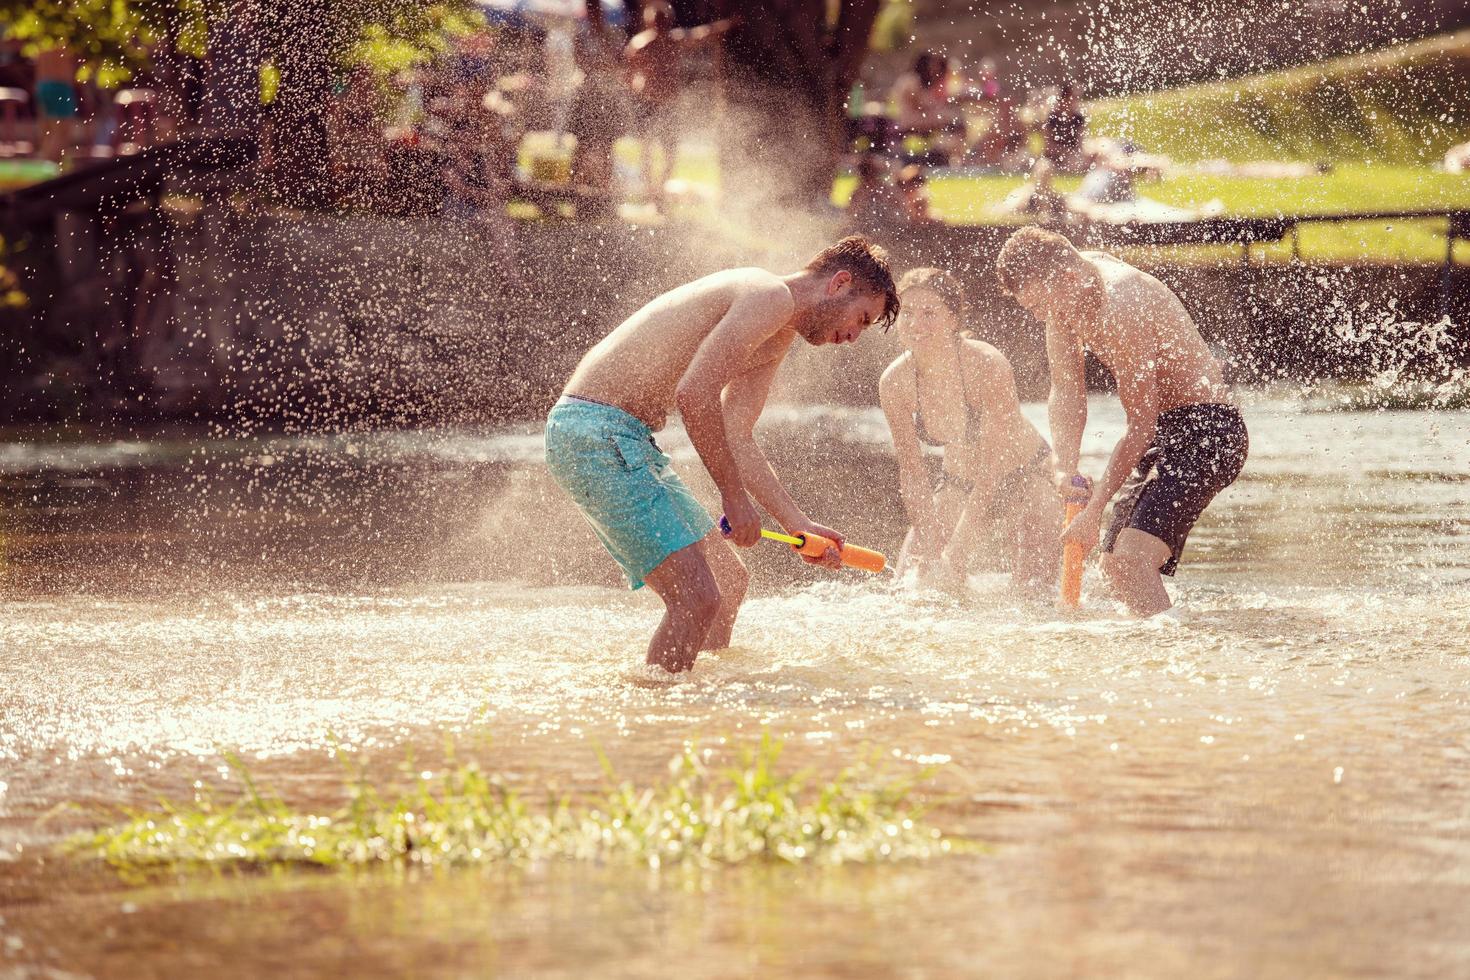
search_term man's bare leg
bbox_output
[642,540,722,672]
[1101,528,1174,617]
[698,528,749,651]
[894,526,921,577]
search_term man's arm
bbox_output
[1091,364,1159,511]
[1045,311,1088,487]
[720,339,845,568]
[1062,360,1160,552]
[675,283,794,544]
[721,348,804,530]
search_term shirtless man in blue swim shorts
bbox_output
[996,227,1248,617]
[545,236,900,675]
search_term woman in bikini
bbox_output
[880,267,1062,593]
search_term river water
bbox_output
[1,393,1468,977]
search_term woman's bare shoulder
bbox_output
[879,352,916,399]
[960,338,1015,377]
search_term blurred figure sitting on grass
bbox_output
[1445,141,1470,174]
[1041,81,1088,174]
[896,164,939,225]
[966,91,1029,172]
[998,158,1069,220]
[952,58,1026,172]
[1070,143,1221,223]
[845,153,905,229]
[890,51,966,166]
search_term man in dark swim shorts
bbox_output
[1100,404,1248,576]
[996,227,1249,616]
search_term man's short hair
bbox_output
[995,226,1080,296]
[805,235,901,330]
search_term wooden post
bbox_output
[1443,211,1468,321]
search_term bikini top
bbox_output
[912,361,983,448]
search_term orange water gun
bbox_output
[720,516,886,573]
[1059,475,1091,608]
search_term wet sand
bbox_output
[2,396,1468,977]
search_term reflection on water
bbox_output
[2,396,1469,976]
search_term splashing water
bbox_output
[1,392,1467,974]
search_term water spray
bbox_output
[719,516,886,573]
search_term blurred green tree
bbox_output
[0,0,481,205]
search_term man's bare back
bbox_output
[563,268,796,430]
[1075,252,1232,416]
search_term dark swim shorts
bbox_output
[1101,403,1248,576]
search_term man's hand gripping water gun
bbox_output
[719,515,887,573]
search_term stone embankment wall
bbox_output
[6,195,1464,424]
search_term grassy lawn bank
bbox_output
[828,164,1470,265]
[1089,29,1470,165]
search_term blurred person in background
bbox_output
[568,30,627,193]
[896,164,939,225]
[34,44,78,163]
[623,1,735,205]
[1042,81,1088,173]
[890,51,965,165]
[845,153,904,230]
[442,73,518,282]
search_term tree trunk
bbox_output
[714,0,880,208]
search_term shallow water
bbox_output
[2,395,1468,977]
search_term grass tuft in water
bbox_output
[72,736,958,872]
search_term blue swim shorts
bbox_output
[545,395,714,590]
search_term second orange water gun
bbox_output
[720,516,886,573]
[1059,475,1091,608]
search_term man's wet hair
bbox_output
[995,226,1080,296]
[805,235,901,330]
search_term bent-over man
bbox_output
[996,227,1248,616]
[545,237,900,674]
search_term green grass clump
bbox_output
[72,737,957,873]
[1089,29,1470,165]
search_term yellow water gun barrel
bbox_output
[720,517,887,573]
